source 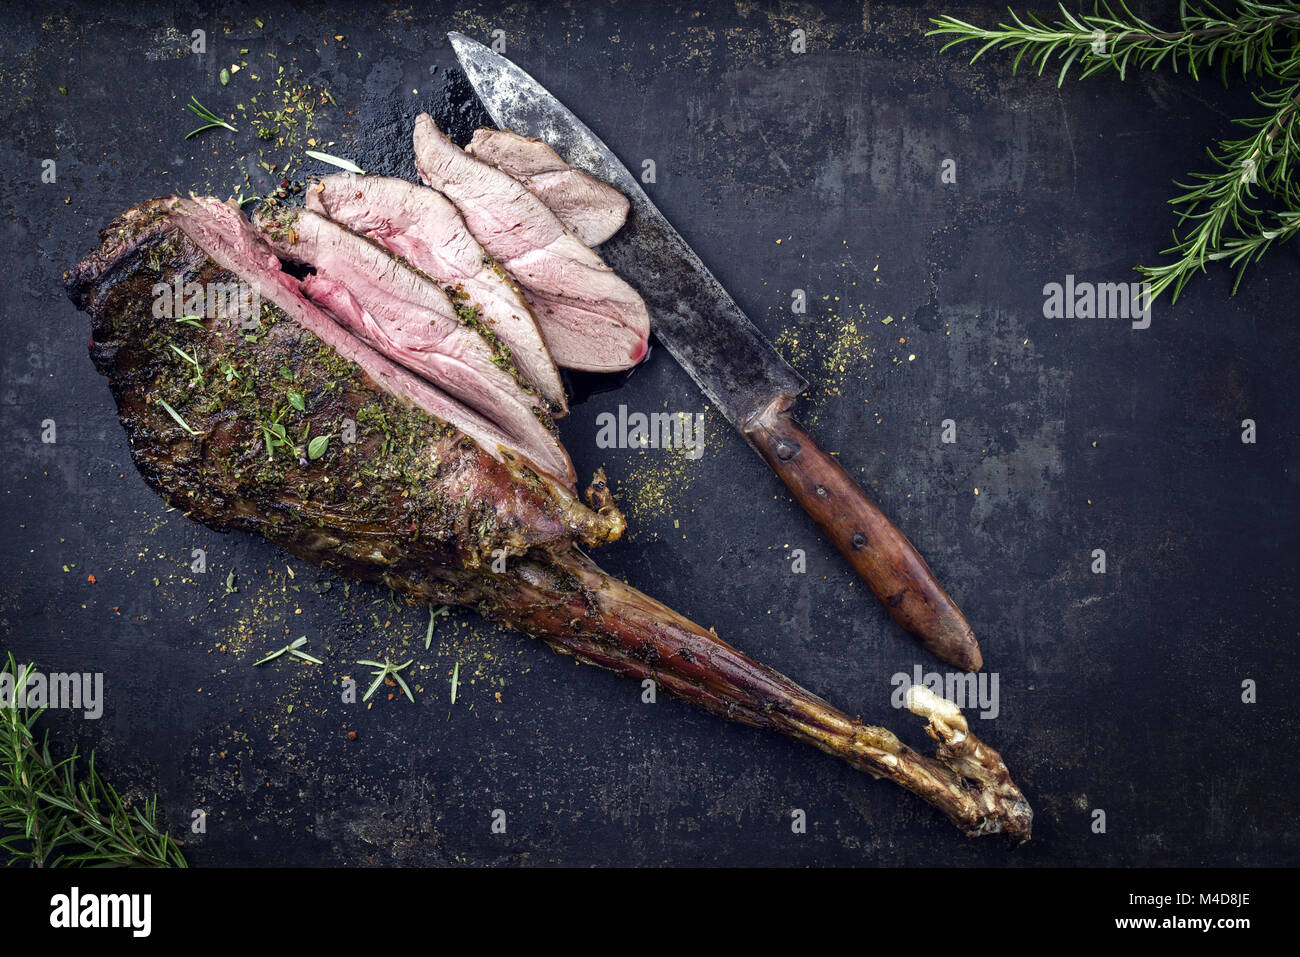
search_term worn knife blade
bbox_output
[449,32,984,672]
[448,31,806,428]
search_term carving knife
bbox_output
[449,32,983,671]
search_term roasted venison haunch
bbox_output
[65,196,1031,843]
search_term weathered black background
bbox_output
[1,0,1297,867]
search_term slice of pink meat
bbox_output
[168,197,575,487]
[413,113,649,373]
[306,173,567,413]
[466,127,630,247]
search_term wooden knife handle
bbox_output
[745,397,983,672]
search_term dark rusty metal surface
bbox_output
[1,0,1298,867]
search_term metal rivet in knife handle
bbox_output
[746,395,984,672]
[774,438,799,461]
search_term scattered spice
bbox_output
[614,410,723,534]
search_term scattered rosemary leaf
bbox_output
[254,636,321,666]
[425,605,450,649]
[305,149,365,174]
[168,343,203,384]
[156,398,200,436]
[358,658,414,702]
[185,96,237,139]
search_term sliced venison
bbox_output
[306,173,567,413]
[466,128,630,247]
[413,113,649,373]
[249,205,573,485]
[163,197,575,486]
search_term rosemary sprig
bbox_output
[929,2,1300,84]
[1141,77,1300,300]
[185,96,238,139]
[0,654,187,867]
[253,635,322,666]
[929,2,1300,304]
[357,658,415,703]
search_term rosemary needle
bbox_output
[425,605,449,649]
[168,343,203,383]
[357,658,415,702]
[155,398,200,436]
[305,149,365,174]
[185,96,237,139]
[253,636,322,666]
